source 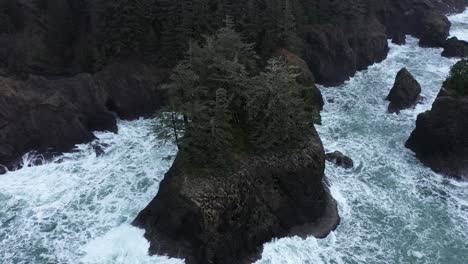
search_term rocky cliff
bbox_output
[133,127,339,264]
[0,0,464,168]
[406,61,468,180]
[0,61,169,169]
[302,0,452,85]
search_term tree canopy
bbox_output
[167,26,319,167]
[447,59,468,96]
[97,0,371,65]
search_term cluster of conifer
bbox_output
[166,24,318,167]
[447,59,468,96]
[98,0,370,64]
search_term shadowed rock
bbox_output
[392,33,406,45]
[326,151,354,169]
[406,69,468,180]
[0,61,169,170]
[386,68,422,113]
[442,37,468,58]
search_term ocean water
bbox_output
[0,9,467,264]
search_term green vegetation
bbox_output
[166,26,318,167]
[97,0,370,65]
[447,60,468,96]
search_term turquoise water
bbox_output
[0,10,467,264]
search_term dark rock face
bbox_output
[406,97,468,180]
[0,76,101,168]
[442,37,468,58]
[133,129,340,264]
[326,151,354,169]
[417,10,451,47]
[406,74,468,180]
[303,0,452,86]
[95,61,170,119]
[0,61,169,170]
[304,17,389,86]
[386,68,422,113]
[392,33,407,45]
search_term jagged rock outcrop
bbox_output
[386,68,422,113]
[406,67,468,180]
[326,151,354,169]
[0,61,169,170]
[133,129,340,264]
[442,37,468,57]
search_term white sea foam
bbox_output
[0,118,178,263]
[255,11,468,264]
[0,10,467,264]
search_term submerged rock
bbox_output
[386,68,422,113]
[133,129,340,264]
[326,151,354,169]
[442,37,468,58]
[406,70,468,180]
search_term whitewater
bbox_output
[1,10,467,264]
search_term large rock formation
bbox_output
[133,128,339,264]
[386,68,422,113]
[442,37,468,58]
[302,0,452,85]
[406,65,468,180]
[303,16,389,86]
[0,61,169,170]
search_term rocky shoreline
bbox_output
[0,0,460,168]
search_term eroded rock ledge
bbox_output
[133,128,340,264]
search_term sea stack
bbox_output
[386,68,422,113]
[406,60,468,180]
[133,128,340,264]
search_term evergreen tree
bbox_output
[245,58,310,149]
[98,0,155,57]
[447,59,468,96]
